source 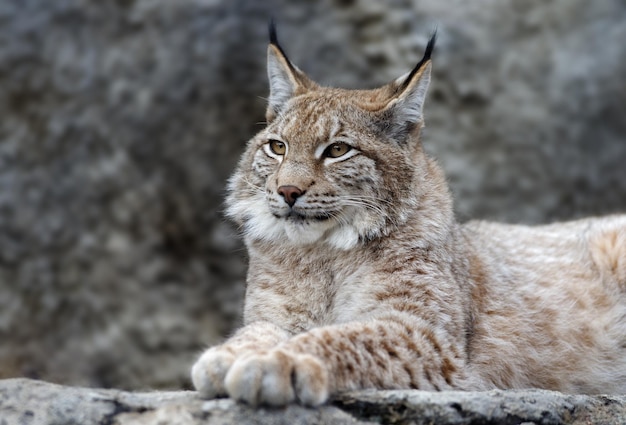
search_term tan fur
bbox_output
[191,31,626,406]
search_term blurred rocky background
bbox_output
[0,0,624,390]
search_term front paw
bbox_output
[224,349,329,407]
[191,347,236,399]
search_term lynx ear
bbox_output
[384,31,436,138]
[266,22,314,122]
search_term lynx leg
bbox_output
[223,316,471,406]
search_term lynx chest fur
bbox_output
[191,25,626,406]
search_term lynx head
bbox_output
[226,24,437,250]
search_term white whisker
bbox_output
[239,176,265,195]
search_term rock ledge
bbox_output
[1,378,625,424]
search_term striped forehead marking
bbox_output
[280,98,342,144]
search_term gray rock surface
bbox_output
[1,378,626,425]
[1,0,625,390]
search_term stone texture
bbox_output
[0,0,625,391]
[1,379,626,425]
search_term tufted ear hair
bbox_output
[382,30,437,140]
[266,21,316,122]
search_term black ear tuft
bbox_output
[269,18,278,46]
[401,28,437,90]
[422,27,437,63]
[268,19,293,66]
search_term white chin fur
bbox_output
[228,197,361,250]
[285,219,361,250]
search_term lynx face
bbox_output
[229,94,394,249]
[226,33,434,250]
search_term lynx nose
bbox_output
[277,185,304,207]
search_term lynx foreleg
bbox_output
[224,315,470,406]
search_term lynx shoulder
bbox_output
[191,23,626,406]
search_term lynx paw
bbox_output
[191,347,236,399]
[224,349,329,406]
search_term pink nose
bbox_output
[277,185,304,207]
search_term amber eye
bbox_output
[268,139,286,155]
[323,143,351,159]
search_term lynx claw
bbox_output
[225,349,329,407]
[191,348,236,399]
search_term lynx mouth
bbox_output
[273,211,334,222]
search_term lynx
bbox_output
[191,24,626,406]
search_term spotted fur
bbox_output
[191,26,626,406]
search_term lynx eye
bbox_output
[268,139,286,155]
[323,142,351,159]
